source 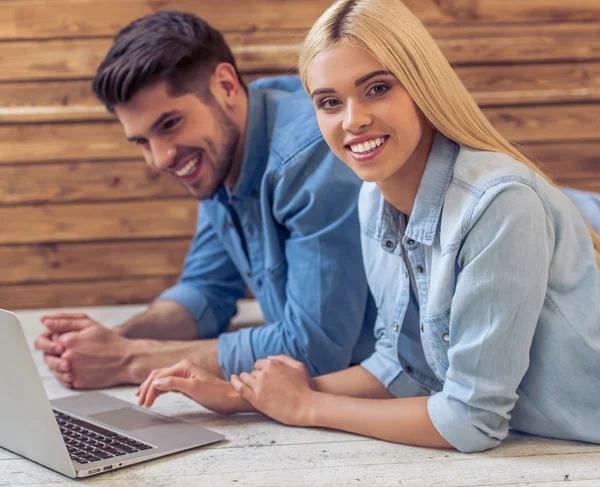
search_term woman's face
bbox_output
[306,43,430,185]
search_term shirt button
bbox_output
[407,238,415,245]
[384,240,394,249]
[405,366,413,374]
[416,265,424,274]
[393,322,399,332]
[420,323,424,333]
[443,333,450,342]
[246,271,252,278]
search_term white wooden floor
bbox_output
[1,303,599,486]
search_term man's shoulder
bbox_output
[251,76,324,165]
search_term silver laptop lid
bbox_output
[0,309,76,478]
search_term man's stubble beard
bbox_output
[186,102,241,200]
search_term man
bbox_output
[34,11,376,389]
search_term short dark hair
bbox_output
[93,11,246,112]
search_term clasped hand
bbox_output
[34,313,133,389]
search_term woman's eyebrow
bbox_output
[355,70,390,86]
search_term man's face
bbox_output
[115,80,240,200]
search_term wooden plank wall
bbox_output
[2,0,600,310]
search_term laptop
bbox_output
[0,309,225,478]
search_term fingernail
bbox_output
[54,346,63,354]
[152,379,164,388]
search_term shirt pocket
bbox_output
[422,308,451,372]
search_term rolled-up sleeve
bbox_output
[218,143,369,378]
[427,183,553,452]
[155,202,246,339]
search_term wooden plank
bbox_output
[0,32,302,82]
[0,73,266,123]
[0,239,189,285]
[1,23,599,82]
[0,160,186,204]
[3,63,600,123]
[1,0,599,41]
[2,276,178,310]
[1,104,598,165]
[0,199,198,245]
[523,141,600,192]
[1,142,598,205]
[484,104,600,144]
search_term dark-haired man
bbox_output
[34,11,376,389]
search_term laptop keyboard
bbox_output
[53,410,153,464]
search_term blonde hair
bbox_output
[299,0,600,265]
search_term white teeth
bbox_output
[350,137,386,155]
[175,156,200,177]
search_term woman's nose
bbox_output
[342,101,372,132]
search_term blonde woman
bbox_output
[137,0,600,452]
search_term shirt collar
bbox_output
[405,132,459,246]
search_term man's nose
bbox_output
[150,139,176,171]
[342,100,372,133]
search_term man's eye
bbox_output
[163,117,181,130]
[135,139,149,147]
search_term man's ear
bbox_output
[211,63,243,107]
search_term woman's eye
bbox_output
[319,98,341,110]
[369,84,388,95]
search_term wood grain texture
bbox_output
[0,239,189,284]
[1,104,598,165]
[1,199,198,245]
[1,0,599,41]
[2,276,178,309]
[0,160,186,204]
[3,63,600,123]
[1,23,600,82]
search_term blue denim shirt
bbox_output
[360,133,600,452]
[157,76,376,379]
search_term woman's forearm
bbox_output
[307,393,453,449]
[313,365,395,399]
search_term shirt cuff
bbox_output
[217,327,257,380]
[427,391,503,453]
[360,351,403,388]
[155,284,219,339]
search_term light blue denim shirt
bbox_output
[157,76,376,379]
[360,133,600,452]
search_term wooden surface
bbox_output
[1,303,599,486]
[2,0,600,309]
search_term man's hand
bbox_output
[231,355,320,426]
[136,359,252,415]
[35,313,135,389]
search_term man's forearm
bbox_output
[115,300,198,341]
[127,338,224,383]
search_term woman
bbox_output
[137,0,600,452]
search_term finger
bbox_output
[51,370,73,388]
[34,333,64,355]
[44,354,71,373]
[145,376,191,407]
[43,318,91,333]
[41,312,89,322]
[254,358,270,370]
[238,371,257,388]
[268,355,301,367]
[136,369,162,405]
[231,375,255,403]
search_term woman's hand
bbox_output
[231,355,320,426]
[136,359,249,415]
